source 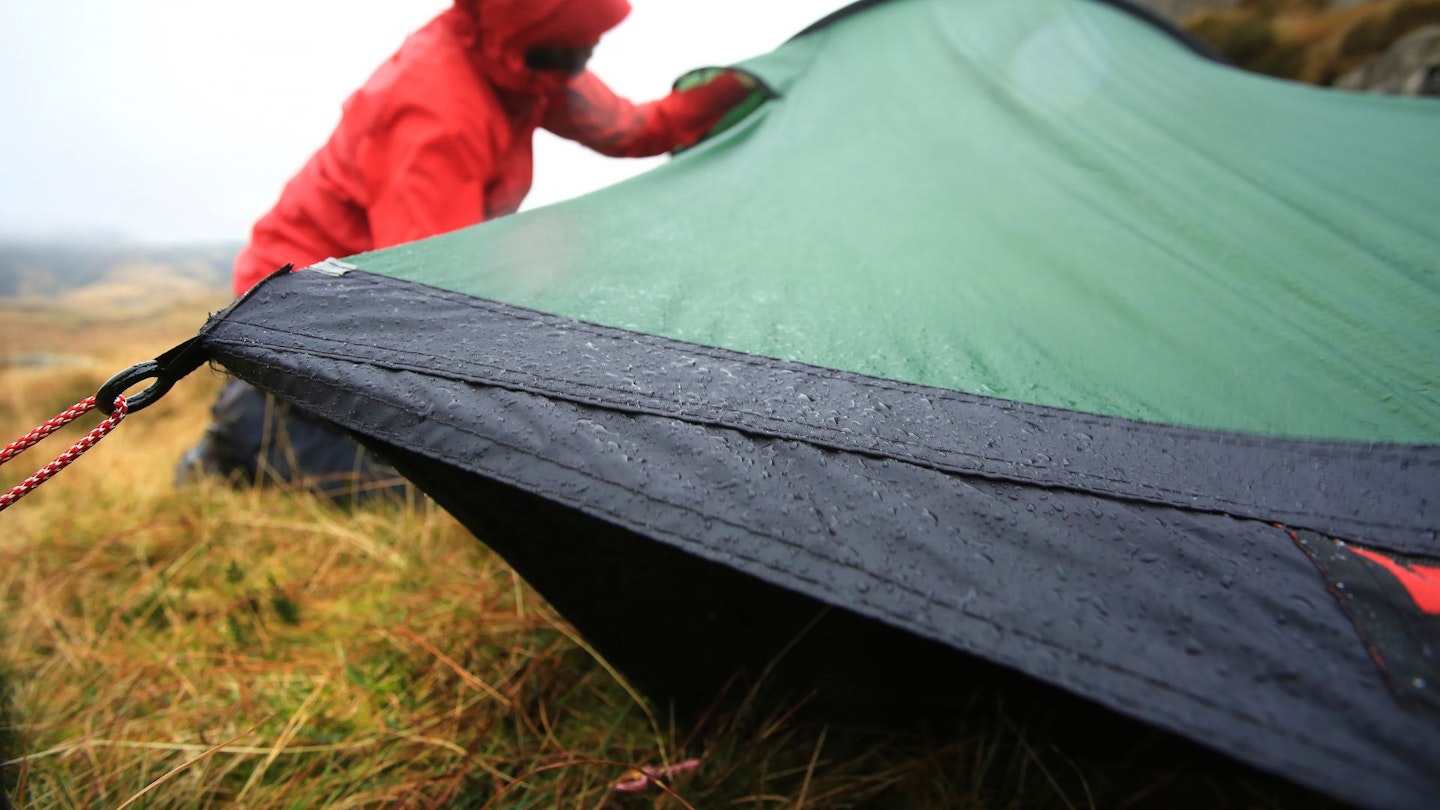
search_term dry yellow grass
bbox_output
[3,299,636,806]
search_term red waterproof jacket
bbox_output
[232,0,751,294]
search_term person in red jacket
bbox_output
[181,0,757,497]
[234,0,754,294]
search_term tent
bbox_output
[172,0,1440,806]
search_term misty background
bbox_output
[0,0,848,246]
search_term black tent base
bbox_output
[380,444,1342,808]
[387,444,973,725]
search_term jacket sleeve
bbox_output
[360,104,491,249]
[543,70,755,158]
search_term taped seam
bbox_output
[321,273,1440,462]
[206,325,1437,543]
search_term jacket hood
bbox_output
[455,0,631,92]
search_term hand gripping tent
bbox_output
[187,0,1440,806]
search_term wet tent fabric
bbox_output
[195,0,1440,807]
[360,0,1440,444]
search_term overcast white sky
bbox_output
[0,0,847,244]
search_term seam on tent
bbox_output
[215,323,1439,539]
[369,279,1440,463]
[215,346,1395,791]
[211,329,1440,547]
[209,294,1440,548]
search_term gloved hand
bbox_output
[667,68,767,153]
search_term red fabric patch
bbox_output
[1349,546,1440,615]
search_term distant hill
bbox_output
[0,240,238,300]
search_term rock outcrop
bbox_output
[1177,0,1440,89]
[1334,23,1440,93]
